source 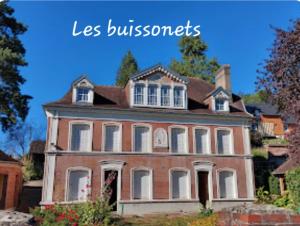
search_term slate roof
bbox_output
[44,65,250,117]
[246,103,280,116]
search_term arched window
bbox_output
[69,122,92,151]
[133,124,151,153]
[218,170,237,199]
[170,169,190,199]
[170,127,188,153]
[216,129,233,154]
[194,127,210,154]
[66,168,91,201]
[132,169,152,200]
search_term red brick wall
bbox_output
[52,155,248,202]
[56,119,246,155]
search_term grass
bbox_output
[111,213,217,226]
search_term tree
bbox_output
[170,36,220,83]
[257,19,300,155]
[240,90,269,104]
[0,1,31,132]
[115,51,139,87]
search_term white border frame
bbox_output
[99,160,125,211]
[216,168,238,199]
[215,127,234,155]
[132,123,153,153]
[193,161,214,205]
[130,167,153,201]
[101,122,122,152]
[65,166,92,202]
[169,167,191,200]
[68,121,93,152]
[193,126,211,154]
[168,125,189,154]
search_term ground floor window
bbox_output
[132,169,151,200]
[171,170,190,199]
[67,169,90,201]
[218,170,237,199]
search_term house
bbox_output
[246,103,285,138]
[41,64,255,215]
[0,150,22,209]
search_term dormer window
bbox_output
[215,99,225,111]
[148,85,158,105]
[134,84,144,105]
[174,87,184,108]
[161,86,170,106]
[76,87,89,103]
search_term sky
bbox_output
[6,1,300,136]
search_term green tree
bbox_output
[0,1,31,132]
[240,90,269,104]
[115,51,138,87]
[170,36,220,83]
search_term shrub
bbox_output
[286,167,300,212]
[255,186,272,204]
[188,214,218,226]
[22,156,38,182]
[273,192,292,208]
[199,208,214,218]
[268,175,280,195]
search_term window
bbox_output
[70,124,91,151]
[217,129,232,154]
[219,170,237,199]
[215,99,225,111]
[103,124,121,152]
[174,87,184,107]
[171,170,189,199]
[67,169,90,201]
[170,127,187,153]
[133,170,151,200]
[161,86,170,106]
[195,128,209,154]
[134,84,144,105]
[76,88,89,103]
[148,85,158,105]
[134,126,151,152]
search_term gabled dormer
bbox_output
[210,87,230,112]
[72,76,94,104]
[128,65,189,109]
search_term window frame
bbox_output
[147,84,158,106]
[169,168,191,200]
[132,123,152,153]
[215,127,234,155]
[101,122,122,152]
[217,168,238,199]
[161,85,171,107]
[130,167,153,201]
[76,87,90,103]
[68,121,93,152]
[173,86,184,108]
[193,126,211,154]
[65,166,92,202]
[134,83,145,105]
[168,125,189,154]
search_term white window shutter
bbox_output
[217,130,231,154]
[195,129,208,154]
[105,125,120,152]
[219,171,235,199]
[172,171,188,199]
[71,124,90,151]
[135,127,149,152]
[68,170,89,201]
[133,170,150,200]
[171,128,186,153]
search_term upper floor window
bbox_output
[103,124,121,152]
[170,127,188,153]
[161,86,170,106]
[174,87,184,107]
[76,88,90,103]
[134,84,144,105]
[217,129,233,154]
[133,125,151,153]
[215,99,225,111]
[70,123,92,151]
[148,85,158,106]
[194,128,210,154]
[218,170,237,199]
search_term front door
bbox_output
[104,170,118,211]
[197,171,209,207]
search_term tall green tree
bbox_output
[115,51,138,87]
[0,1,31,132]
[170,36,220,83]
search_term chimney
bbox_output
[215,64,231,94]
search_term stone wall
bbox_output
[218,204,300,226]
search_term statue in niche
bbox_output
[154,128,168,147]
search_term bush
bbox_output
[22,156,39,182]
[188,214,218,226]
[255,186,272,204]
[250,131,263,147]
[268,175,280,195]
[286,167,300,212]
[199,208,214,218]
[273,192,292,208]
